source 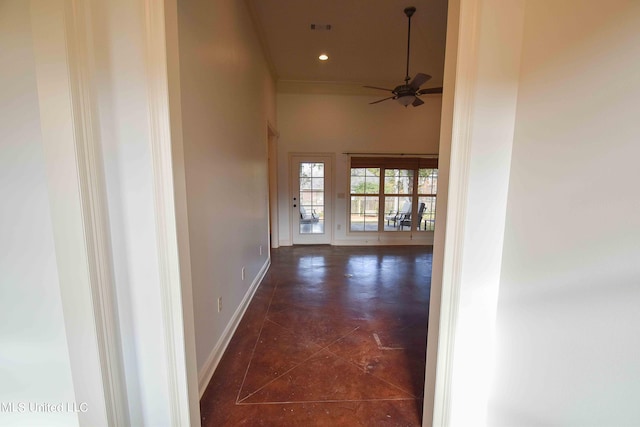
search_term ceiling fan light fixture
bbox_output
[318,53,329,61]
[397,95,415,107]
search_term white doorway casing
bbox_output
[424,0,525,425]
[20,0,201,425]
[268,124,280,248]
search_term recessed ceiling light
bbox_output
[318,54,329,61]
[310,24,332,31]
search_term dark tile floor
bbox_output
[200,245,432,426]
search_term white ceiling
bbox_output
[247,0,449,93]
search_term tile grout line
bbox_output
[236,326,361,404]
[235,277,282,404]
[236,397,420,406]
[323,345,419,399]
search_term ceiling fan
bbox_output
[364,6,443,107]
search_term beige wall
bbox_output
[491,1,640,425]
[176,0,277,374]
[276,92,442,245]
[432,0,640,425]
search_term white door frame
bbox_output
[30,0,200,425]
[268,123,280,248]
[424,0,524,426]
[289,153,334,245]
[30,0,126,424]
[42,0,491,424]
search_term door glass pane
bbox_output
[299,162,325,234]
[311,177,324,190]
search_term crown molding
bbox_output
[277,79,445,96]
[244,0,279,82]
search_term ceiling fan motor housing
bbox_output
[394,84,416,98]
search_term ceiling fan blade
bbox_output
[417,87,443,95]
[369,96,395,105]
[363,85,394,92]
[412,97,424,107]
[410,73,432,89]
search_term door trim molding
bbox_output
[267,122,280,248]
[426,0,481,425]
[31,0,129,424]
[32,0,201,425]
[142,0,198,424]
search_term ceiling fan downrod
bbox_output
[404,6,416,84]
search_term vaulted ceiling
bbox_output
[246,0,448,94]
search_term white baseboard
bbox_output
[333,237,434,246]
[279,237,433,247]
[197,257,271,396]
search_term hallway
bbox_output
[200,245,432,426]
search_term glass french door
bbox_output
[291,155,332,244]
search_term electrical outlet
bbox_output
[337,224,342,230]
[241,267,245,281]
[259,245,263,256]
[217,297,222,312]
